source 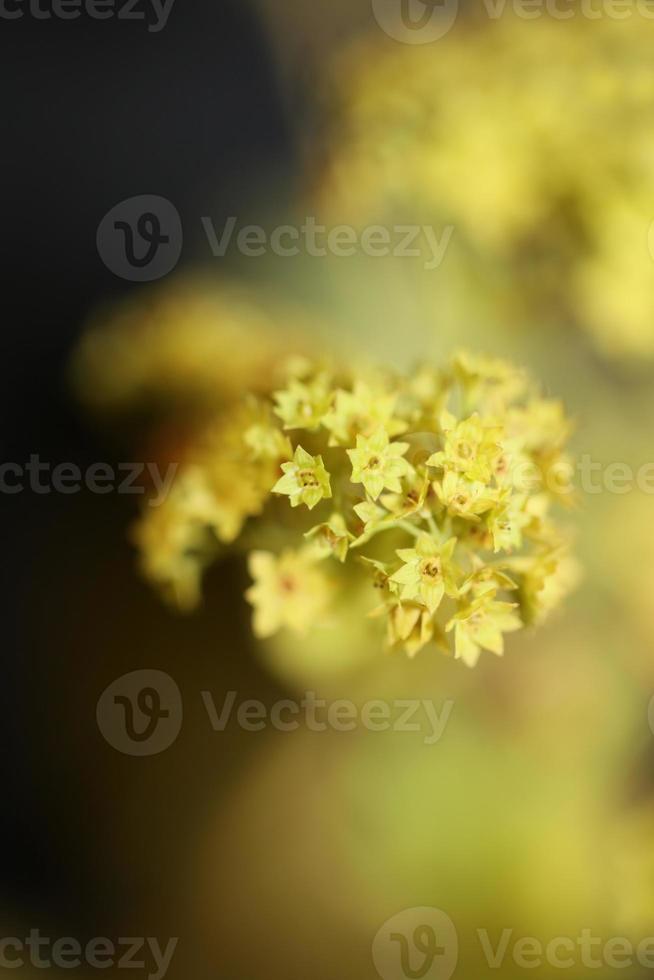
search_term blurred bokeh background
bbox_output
[4,1,654,978]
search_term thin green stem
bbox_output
[425,512,439,538]
[397,519,422,539]
[350,517,421,550]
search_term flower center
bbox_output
[420,558,441,580]
[299,469,319,487]
[280,575,297,593]
[367,455,382,470]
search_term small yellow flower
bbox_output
[380,473,429,519]
[446,593,521,668]
[453,351,526,409]
[506,399,572,453]
[244,411,292,462]
[487,492,529,553]
[272,445,332,510]
[385,603,435,658]
[131,466,221,612]
[273,375,332,430]
[360,555,400,598]
[353,499,387,533]
[323,380,406,445]
[434,471,497,521]
[305,513,353,562]
[389,534,459,613]
[427,413,503,484]
[460,561,518,598]
[347,427,411,500]
[510,548,580,626]
[245,549,332,637]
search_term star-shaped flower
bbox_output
[427,412,503,483]
[322,381,406,446]
[244,414,292,462]
[273,375,332,431]
[347,427,411,500]
[305,512,354,562]
[446,593,521,667]
[272,445,332,510]
[353,499,387,532]
[487,491,529,553]
[389,533,459,613]
[380,473,430,519]
[245,549,332,637]
[385,602,435,658]
[434,471,497,521]
[460,560,518,598]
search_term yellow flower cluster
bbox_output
[134,350,576,666]
[71,277,314,414]
[316,15,654,359]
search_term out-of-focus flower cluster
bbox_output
[315,15,654,360]
[71,277,313,416]
[135,348,576,666]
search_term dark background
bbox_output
[1,0,293,962]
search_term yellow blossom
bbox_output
[447,594,521,668]
[131,466,221,612]
[347,427,411,500]
[317,17,654,360]
[380,473,429,519]
[94,345,575,668]
[245,549,332,637]
[427,413,503,484]
[390,534,459,613]
[272,445,332,510]
[353,499,387,533]
[304,513,353,562]
[273,375,332,430]
[244,410,292,462]
[434,472,497,522]
[385,603,435,659]
[322,380,406,445]
[487,492,529,553]
[510,549,580,626]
